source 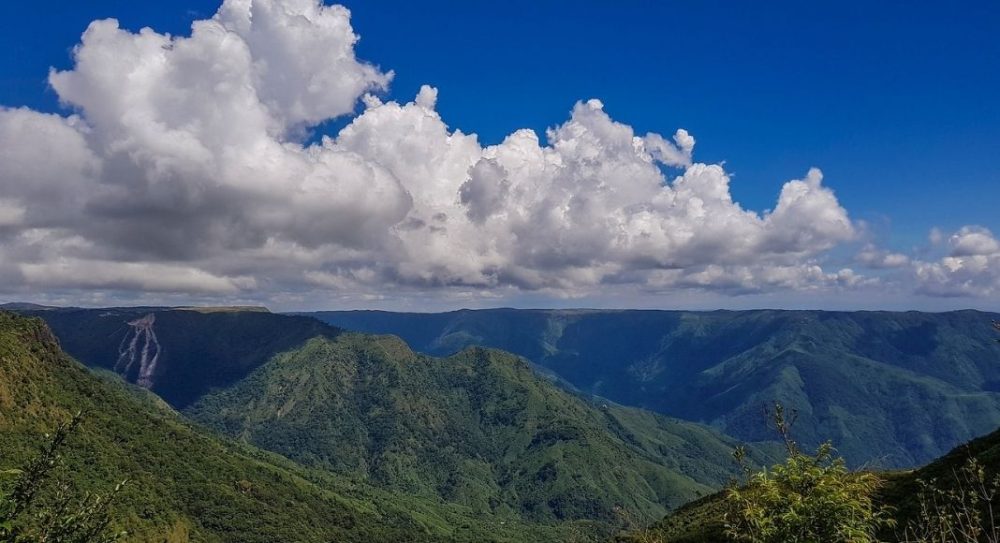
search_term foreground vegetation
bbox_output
[723,404,892,542]
[1,414,124,542]
[628,406,1000,543]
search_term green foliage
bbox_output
[600,322,1000,543]
[887,321,1000,542]
[725,441,889,542]
[723,404,892,543]
[0,414,124,543]
[625,430,1000,543]
[4,308,775,540]
[10,307,997,541]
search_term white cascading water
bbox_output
[115,313,162,388]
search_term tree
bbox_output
[724,403,892,543]
[0,414,125,543]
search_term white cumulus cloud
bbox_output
[0,0,881,306]
[913,227,1000,297]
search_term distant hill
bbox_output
[10,306,772,535]
[306,308,1000,468]
[174,305,271,313]
[0,302,57,310]
[0,311,576,542]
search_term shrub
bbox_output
[724,404,892,543]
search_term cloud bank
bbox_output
[0,0,990,307]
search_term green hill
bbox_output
[9,307,774,537]
[308,309,1000,468]
[185,331,772,527]
[0,311,591,542]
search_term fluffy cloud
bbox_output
[913,227,1000,297]
[0,0,873,305]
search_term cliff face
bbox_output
[116,313,162,388]
[19,307,338,407]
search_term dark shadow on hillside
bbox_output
[18,307,340,408]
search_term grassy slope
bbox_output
[186,332,773,531]
[0,312,576,542]
[309,309,1000,468]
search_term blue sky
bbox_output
[0,0,998,310]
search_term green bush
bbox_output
[724,404,892,543]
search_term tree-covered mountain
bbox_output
[0,311,577,542]
[10,307,772,536]
[307,308,1000,468]
[186,332,773,526]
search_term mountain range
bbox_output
[5,304,1000,540]
[306,308,1000,468]
[2,307,774,540]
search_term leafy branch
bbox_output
[0,413,126,543]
